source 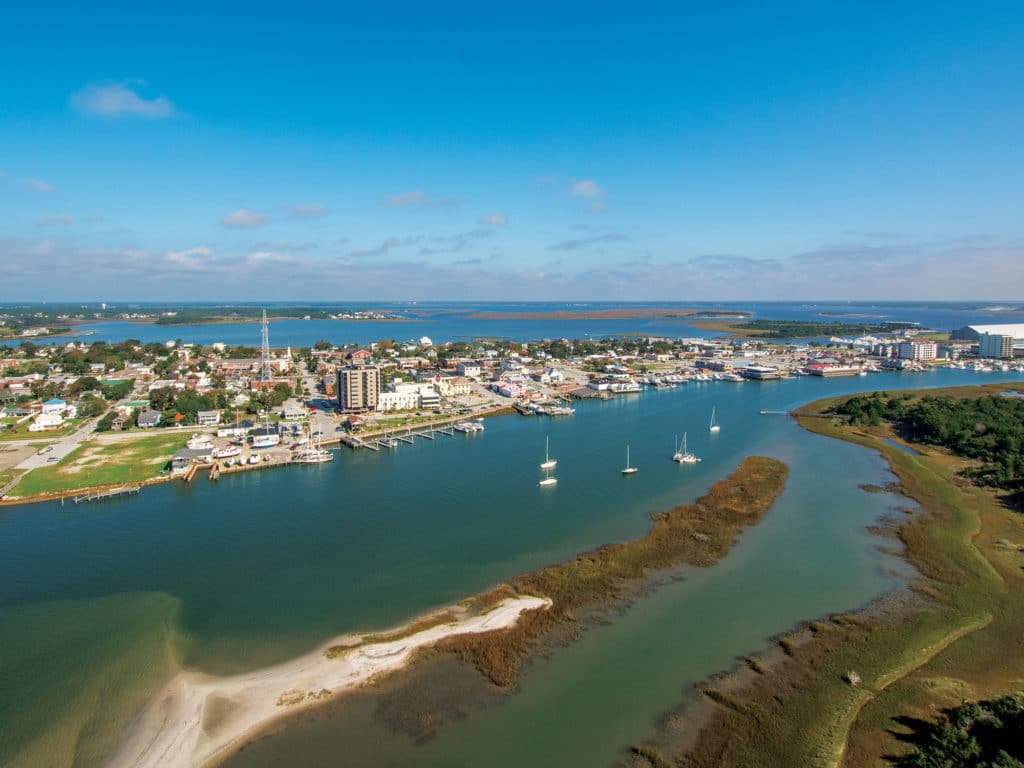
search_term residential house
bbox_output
[137,410,162,428]
[196,410,221,426]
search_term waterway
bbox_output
[59,300,1024,347]
[0,368,1021,767]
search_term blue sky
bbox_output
[1,2,1022,301]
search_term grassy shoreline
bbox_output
[628,383,1024,768]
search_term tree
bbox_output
[95,412,116,432]
[149,387,177,412]
[76,396,106,419]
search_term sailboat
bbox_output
[673,432,699,464]
[709,407,721,433]
[294,419,333,463]
[540,436,557,470]
[621,444,638,475]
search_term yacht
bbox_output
[212,445,241,459]
[709,407,721,433]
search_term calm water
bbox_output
[1,368,1021,767]
[60,300,1024,347]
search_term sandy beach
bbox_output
[107,595,551,768]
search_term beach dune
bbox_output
[108,595,551,768]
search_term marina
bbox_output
[0,363,1021,768]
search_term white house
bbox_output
[28,412,65,431]
[41,397,67,416]
[196,410,222,426]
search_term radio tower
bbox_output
[259,309,272,383]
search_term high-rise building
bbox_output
[979,333,1013,359]
[337,365,381,412]
[897,340,938,361]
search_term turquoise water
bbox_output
[0,368,1020,766]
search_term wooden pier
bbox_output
[72,485,142,504]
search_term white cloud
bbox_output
[71,82,177,118]
[570,179,605,198]
[383,190,464,209]
[40,213,73,225]
[20,178,54,193]
[286,203,326,219]
[479,212,507,227]
[221,209,269,228]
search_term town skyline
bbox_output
[1,3,1022,301]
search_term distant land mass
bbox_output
[467,308,750,321]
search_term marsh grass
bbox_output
[438,457,789,687]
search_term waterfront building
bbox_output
[952,323,1024,342]
[897,340,938,361]
[741,365,781,380]
[979,333,1014,359]
[338,364,382,413]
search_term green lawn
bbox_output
[13,434,186,497]
[0,418,81,441]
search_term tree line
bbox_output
[837,392,1024,503]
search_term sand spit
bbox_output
[108,595,551,768]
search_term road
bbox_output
[15,413,105,470]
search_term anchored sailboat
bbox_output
[673,432,699,464]
[622,444,638,475]
[540,436,557,470]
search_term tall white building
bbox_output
[898,340,938,361]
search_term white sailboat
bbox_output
[622,444,638,475]
[709,407,721,433]
[673,432,699,464]
[540,436,557,470]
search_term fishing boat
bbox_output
[621,444,638,475]
[709,407,721,433]
[673,433,699,464]
[540,436,557,470]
